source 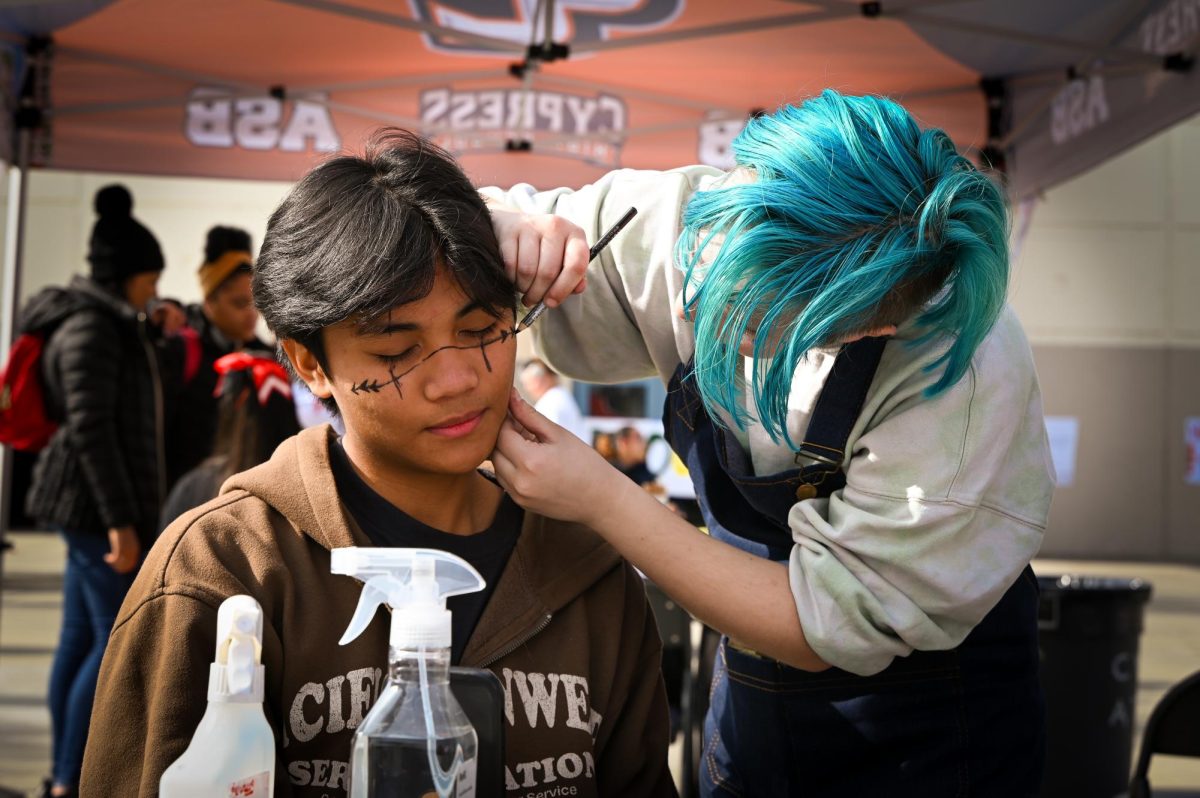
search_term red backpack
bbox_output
[1,288,201,453]
[0,331,58,451]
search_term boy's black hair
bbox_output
[254,129,515,413]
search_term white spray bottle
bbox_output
[333,547,485,798]
[160,594,275,798]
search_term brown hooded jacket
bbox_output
[81,426,676,797]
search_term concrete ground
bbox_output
[0,533,1198,796]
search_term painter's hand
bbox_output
[105,525,140,574]
[488,206,590,309]
[492,390,622,527]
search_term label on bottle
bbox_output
[456,756,478,798]
[228,771,271,797]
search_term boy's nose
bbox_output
[422,346,481,401]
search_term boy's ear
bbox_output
[280,338,334,401]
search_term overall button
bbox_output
[794,483,817,501]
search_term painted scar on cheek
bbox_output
[349,326,520,397]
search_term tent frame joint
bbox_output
[527,41,570,63]
[1162,52,1194,73]
[24,34,52,56]
[510,40,570,80]
[12,35,52,133]
[979,76,1009,175]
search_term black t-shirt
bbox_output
[328,440,523,664]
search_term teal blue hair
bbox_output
[677,89,1010,447]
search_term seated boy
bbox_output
[80,131,675,798]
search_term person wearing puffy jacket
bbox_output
[25,184,183,798]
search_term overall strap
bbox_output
[794,336,889,468]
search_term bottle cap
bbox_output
[208,595,266,703]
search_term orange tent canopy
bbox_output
[0,0,1194,196]
[25,0,992,189]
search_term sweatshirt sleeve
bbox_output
[80,591,217,796]
[786,314,1055,676]
[593,564,678,797]
[482,166,724,386]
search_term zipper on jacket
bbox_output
[138,313,167,509]
[478,612,553,669]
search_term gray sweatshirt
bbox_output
[483,166,1056,676]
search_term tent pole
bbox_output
[0,122,31,653]
[292,69,506,95]
[534,72,744,114]
[56,42,262,91]
[0,33,45,656]
[0,137,29,364]
[541,0,554,49]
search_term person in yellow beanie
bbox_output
[168,226,270,483]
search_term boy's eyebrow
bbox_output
[361,300,489,336]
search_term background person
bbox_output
[157,350,300,532]
[23,185,182,798]
[487,91,1055,796]
[613,426,654,486]
[169,225,268,482]
[518,357,589,441]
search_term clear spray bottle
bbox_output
[333,547,485,798]
[159,595,274,798]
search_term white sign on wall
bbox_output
[1045,416,1080,488]
[1186,417,1200,486]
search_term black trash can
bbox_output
[1038,574,1153,798]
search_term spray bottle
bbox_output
[333,547,486,798]
[160,595,274,798]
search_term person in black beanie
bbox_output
[22,184,184,798]
[167,225,269,481]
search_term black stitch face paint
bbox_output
[479,337,492,372]
[387,363,403,399]
[350,325,521,398]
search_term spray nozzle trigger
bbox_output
[211,595,265,701]
[337,575,403,646]
[332,548,486,650]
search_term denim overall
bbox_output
[664,338,1045,797]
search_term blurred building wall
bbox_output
[2,170,291,318]
[1010,112,1200,562]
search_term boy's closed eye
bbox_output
[463,320,501,340]
[375,347,419,365]
[372,318,506,365]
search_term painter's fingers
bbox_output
[506,388,561,442]
[489,444,518,490]
[515,226,542,298]
[526,226,566,308]
[506,407,538,442]
[544,231,590,308]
